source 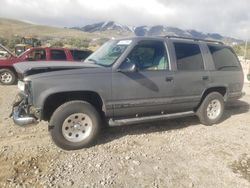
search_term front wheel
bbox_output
[49,101,101,150]
[0,69,16,85]
[196,92,225,126]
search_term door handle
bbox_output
[202,76,209,81]
[166,76,173,82]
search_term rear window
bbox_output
[208,45,239,70]
[70,50,92,61]
[51,50,67,60]
[174,42,204,71]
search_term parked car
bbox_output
[0,45,92,85]
[11,36,244,150]
[0,50,8,58]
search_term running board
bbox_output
[109,111,195,127]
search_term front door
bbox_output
[111,40,175,118]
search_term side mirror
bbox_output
[117,59,136,73]
[24,54,33,61]
[24,55,29,60]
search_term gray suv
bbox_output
[11,36,244,150]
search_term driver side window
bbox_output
[27,49,46,61]
[127,40,169,71]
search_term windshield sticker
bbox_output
[117,40,132,45]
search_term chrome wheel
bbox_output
[206,99,221,120]
[62,113,93,143]
[0,72,13,84]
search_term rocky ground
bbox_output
[0,85,250,188]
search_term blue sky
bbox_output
[0,0,249,39]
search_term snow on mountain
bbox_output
[79,21,132,33]
[72,21,242,44]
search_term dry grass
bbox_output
[0,17,133,41]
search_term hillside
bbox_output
[0,18,121,50]
[0,18,246,53]
[0,18,136,51]
[0,18,96,39]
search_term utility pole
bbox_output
[244,38,250,83]
[244,39,248,62]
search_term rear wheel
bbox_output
[0,69,16,85]
[196,92,224,125]
[49,101,101,150]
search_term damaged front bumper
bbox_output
[10,92,38,126]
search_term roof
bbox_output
[112,35,224,45]
[27,47,92,51]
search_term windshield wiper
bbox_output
[87,58,97,63]
[85,58,106,67]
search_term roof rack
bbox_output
[164,35,224,45]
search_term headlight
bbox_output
[18,79,32,92]
[18,80,25,91]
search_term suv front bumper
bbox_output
[10,92,38,126]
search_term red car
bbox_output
[0,45,92,85]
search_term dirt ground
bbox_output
[0,85,250,188]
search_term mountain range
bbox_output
[72,21,242,44]
[0,18,243,46]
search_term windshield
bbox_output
[85,39,131,66]
[18,48,30,57]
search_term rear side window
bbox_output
[70,50,92,61]
[208,45,239,70]
[51,50,67,60]
[174,42,204,71]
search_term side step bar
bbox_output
[109,111,195,127]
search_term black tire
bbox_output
[0,69,16,85]
[49,100,101,150]
[196,92,225,126]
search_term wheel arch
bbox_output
[42,90,106,121]
[0,66,17,74]
[195,86,228,112]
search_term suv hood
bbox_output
[14,61,101,78]
[0,44,16,57]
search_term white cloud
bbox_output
[0,0,249,39]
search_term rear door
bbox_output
[168,40,210,112]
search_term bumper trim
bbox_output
[13,107,38,126]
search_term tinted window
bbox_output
[51,50,67,60]
[127,41,169,71]
[70,50,92,61]
[208,45,239,70]
[174,42,204,71]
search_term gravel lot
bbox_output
[0,85,250,188]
